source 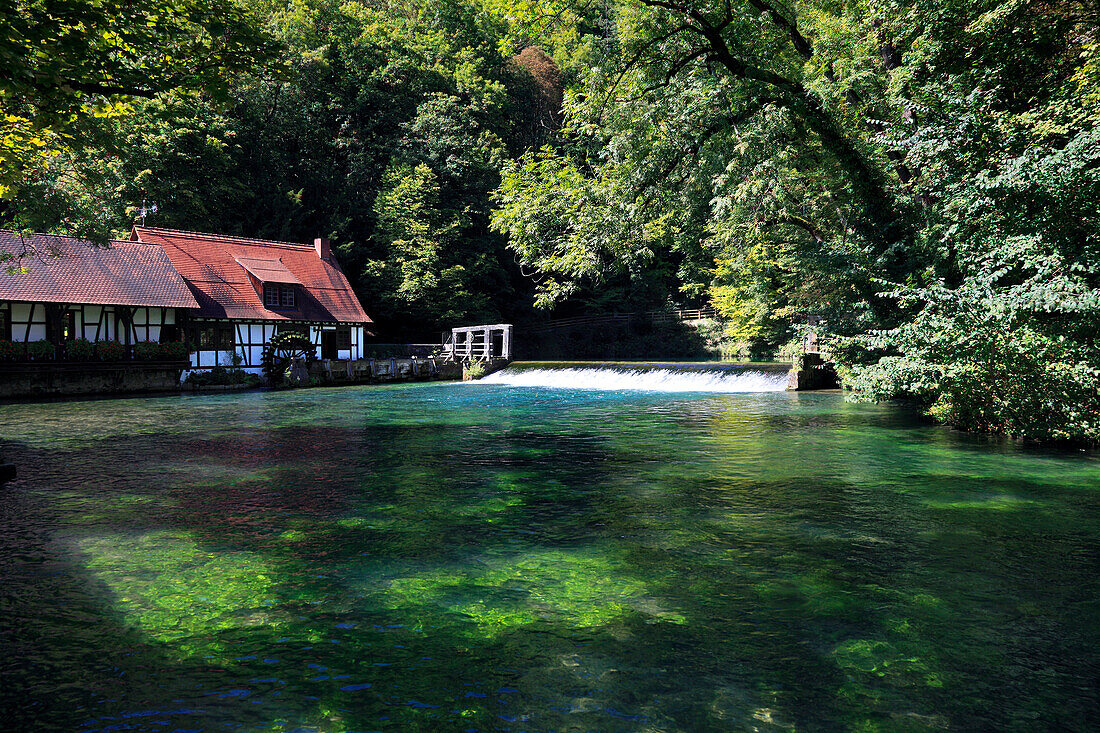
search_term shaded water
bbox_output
[1,381,1098,731]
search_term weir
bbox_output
[477,361,791,393]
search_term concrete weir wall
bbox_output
[307,356,461,385]
[0,361,189,398]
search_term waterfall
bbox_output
[476,365,789,393]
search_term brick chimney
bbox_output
[315,237,331,260]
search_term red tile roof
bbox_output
[0,230,200,308]
[235,256,302,285]
[131,226,372,324]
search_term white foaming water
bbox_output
[477,366,789,393]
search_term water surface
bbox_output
[1,381,1098,731]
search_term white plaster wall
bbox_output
[187,321,370,369]
[10,303,34,322]
[79,306,94,340]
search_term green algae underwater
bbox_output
[1,382,1098,731]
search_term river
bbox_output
[1,370,1098,730]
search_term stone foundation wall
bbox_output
[0,361,189,399]
[307,357,461,385]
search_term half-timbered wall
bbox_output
[7,302,47,342]
[0,302,179,345]
[127,306,178,344]
[187,319,365,371]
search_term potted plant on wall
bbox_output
[0,340,21,361]
[26,340,55,361]
[96,340,126,361]
[65,338,95,361]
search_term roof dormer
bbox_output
[235,257,302,310]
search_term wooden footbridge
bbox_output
[441,324,513,364]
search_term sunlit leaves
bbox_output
[0,0,281,220]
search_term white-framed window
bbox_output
[264,283,296,308]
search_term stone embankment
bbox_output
[0,360,190,399]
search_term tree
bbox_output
[0,0,280,235]
[363,163,497,333]
[492,0,1100,441]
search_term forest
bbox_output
[2,0,1099,442]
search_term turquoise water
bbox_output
[1,380,1098,731]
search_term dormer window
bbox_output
[235,256,303,310]
[264,283,297,308]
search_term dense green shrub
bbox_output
[26,339,55,360]
[65,338,95,360]
[183,367,261,388]
[131,341,189,360]
[133,341,163,360]
[96,340,126,361]
[846,308,1100,444]
[159,341,188,361]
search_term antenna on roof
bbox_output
[140,200,158,225]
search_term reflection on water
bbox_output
[1,384,1099,731]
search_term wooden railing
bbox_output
[441,324,513,363]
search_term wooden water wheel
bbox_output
[261,331,314,384]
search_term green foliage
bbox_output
[64,338,95,360]
[0,0,281,237]
[7,0,1098,441]
[524,317,714,360]
[133,341,162,361]
[364,162,496,330]
[127,340,190,361]
[491,0,1100,442]
[26,339,55,360]
[7,0,532,338]
[464,360,486,379]
[96,340,126,361]
[79,530,278,655]
[183,366,261,387]
[381,549,676,638]
[159,341,189,361]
